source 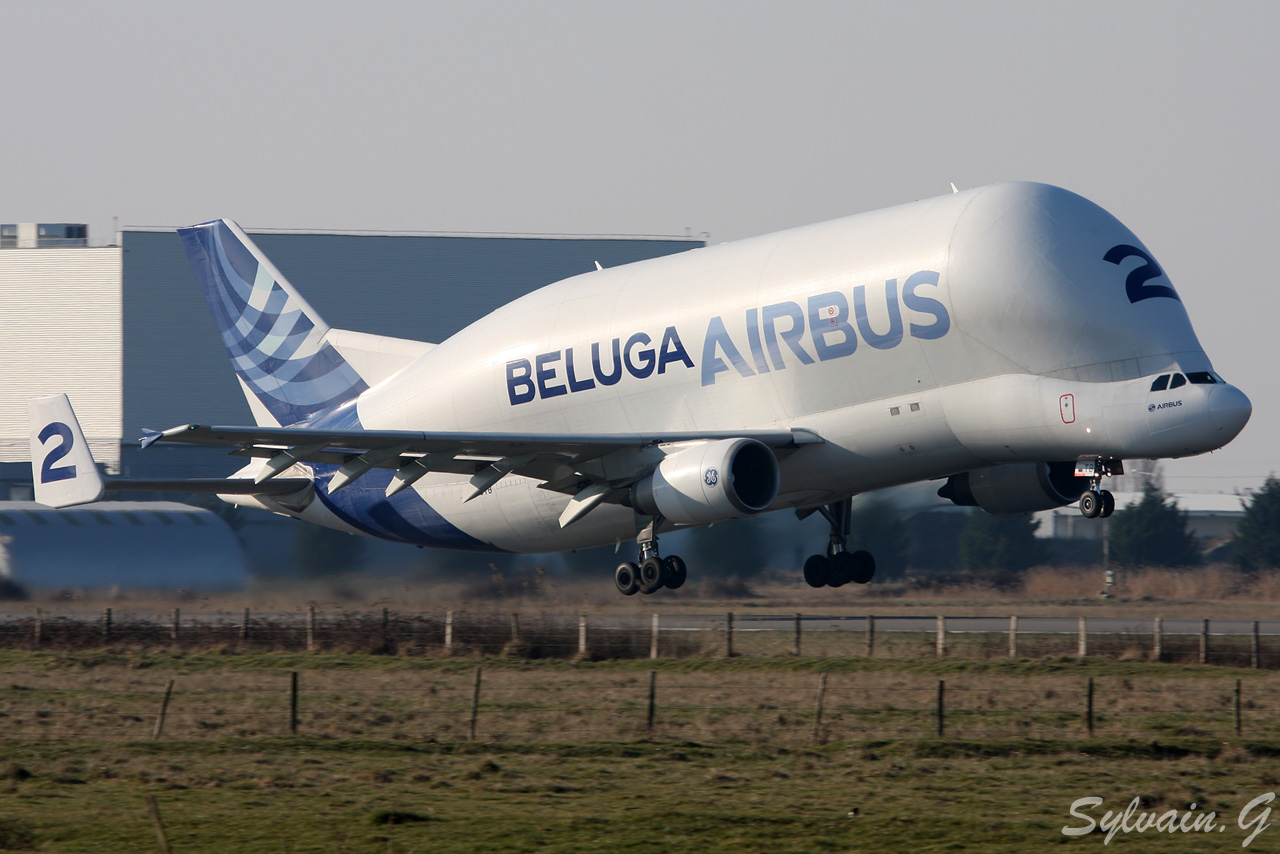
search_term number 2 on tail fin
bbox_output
[38,422,77,483]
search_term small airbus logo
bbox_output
[1149,400,1182,412]
[704,468,719,488]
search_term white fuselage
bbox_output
[283,182,1248,552]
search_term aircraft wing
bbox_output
[143,422,824,507]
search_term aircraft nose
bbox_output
[1209,383,1252,439]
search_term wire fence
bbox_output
[2,609,1280,667]
[2,668,1277,745]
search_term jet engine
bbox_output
[937,461,1087,514]
[629,438,780,525]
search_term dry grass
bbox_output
[12,563,1280,619]
[4,658,1280,745]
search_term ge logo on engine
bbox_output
[704,468,719,488]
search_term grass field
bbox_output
[5,652,1280,852]
[7,736,1280,852]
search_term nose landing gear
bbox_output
[800,497,876,589]
[1078,488,1115,519]
[1075,456,1122,519]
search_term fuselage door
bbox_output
[1059,393,1076,424]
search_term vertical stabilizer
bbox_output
[177,220,369,426]
[29,394,105,508]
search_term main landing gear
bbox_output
[1076,456,1121,519]
[614,523,687,596]
[801,497,875,589]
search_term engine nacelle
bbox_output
[937,461,1088,514]
[629,438,780,525]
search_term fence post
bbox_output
[444,610,454,651]
[935,616,945,659]
[469,666,483,742]
[1086,677,1094,737]
[1235,679,1243,735]
[103,607,112,641]
[1200,618,1209,665]
[289,671,299,735]
[650,613,659,660]
[1252,621,1261,670]
[579,613,588,657]
[1008,615,1018,658]
[812,672,828,744]
[793,613,802,657]
[152,679,175,739]
[33,608,42,647]
[866,615,874,659]
[1078,616,1087,659]
[144,794,172,854]
[647,671,657,731]
[1153,616,1163,662]
[306,605,316,652]
[240,607,250,641]
[936,680,945,737]
[726,611,734,658]
[171,608,180,643]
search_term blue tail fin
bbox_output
[178,220,368,426]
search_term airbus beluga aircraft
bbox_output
[29,182,1251,595]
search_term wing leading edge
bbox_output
[142,423,823,524]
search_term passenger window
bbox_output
[1150,375,1170,392]
[1170,373,1186,389]
[1186,371,1217,384]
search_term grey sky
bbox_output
[4,1,1275,494]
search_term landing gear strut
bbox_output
[800,498,875,589]
[614,519,687,596]
[1075,456,1121,519]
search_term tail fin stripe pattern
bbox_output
[179,220,368,426]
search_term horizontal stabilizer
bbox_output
[102,478,312,496]
[31,395,316,509]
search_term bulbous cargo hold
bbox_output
[934,183,1248,517]
[941,182,1209,388]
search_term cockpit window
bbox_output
[1186,371,1218,384]
[1169,373,1187,389]
[1150,375,1170,392]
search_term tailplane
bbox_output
[177,220,369,426]
[29,394,105,508]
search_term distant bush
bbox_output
[1233,476,1280,573]
[958,512,1044,577]
[1109,485,1199,568]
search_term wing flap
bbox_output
[142,423,825,519]
[153,423,820,458]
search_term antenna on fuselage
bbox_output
[950,182,960,194]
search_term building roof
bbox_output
[0,501,246,590]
